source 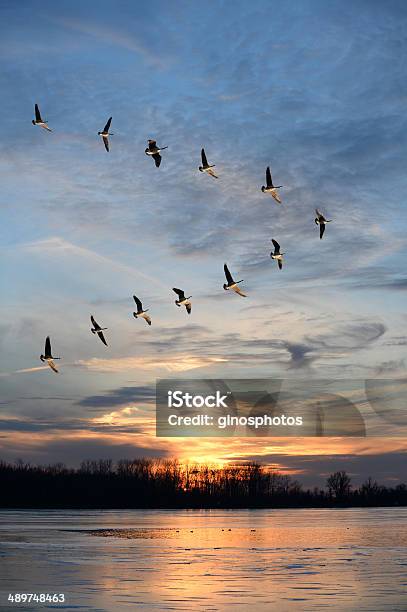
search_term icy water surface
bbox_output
[0,508,406,611]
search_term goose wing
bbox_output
[97,331,108,346]
[319,223,325,239]
[103,117,112,132]
[233,285,247,297]
[271,239,280,254]
[278,259,283,270]
[185,302,192,314]
[133,295,143,312]
[102,136,109,152]
[45,336,52,358]
[141,313,151,325]
[272,191,282,204]
[173,287,185,300]
[91,315,101,331]
[207,168,218,179]
[266,166,273,188]
[152,153,162,167]
[47,359,58,373]
[148,139,157,151]
[224,263,234,285]
[142,313,152,326]
[35,104,42,122]
[201,148,208,167]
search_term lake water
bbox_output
[0,508,406,611]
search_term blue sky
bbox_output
[0,0,406,485]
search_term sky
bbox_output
[0,0,406,486]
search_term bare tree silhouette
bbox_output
[0,459,405,509]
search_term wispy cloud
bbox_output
[75,355,228,374]
[54,17,170,68]
[22,237,167,289]
[79,385,155,408]
[0,366,50,378]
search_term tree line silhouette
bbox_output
[0,458,406,508]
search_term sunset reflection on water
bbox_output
[0,508,406,611]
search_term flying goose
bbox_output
[98,117,113,152]
[315,209,332,239]
[199,148,218,178]
[261,166,283,203]
[90,315,108,346]
[270,239,284,270]
[173,288,192,314]
[145,139,168,167]
[32,104,52,132]
[133,295,151,325]
[223,263,247,297]
[40,336,60,373]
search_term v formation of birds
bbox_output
[32,103,333,373]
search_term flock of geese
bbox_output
[32,103,333,373]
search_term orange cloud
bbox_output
[76,355,228,373]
